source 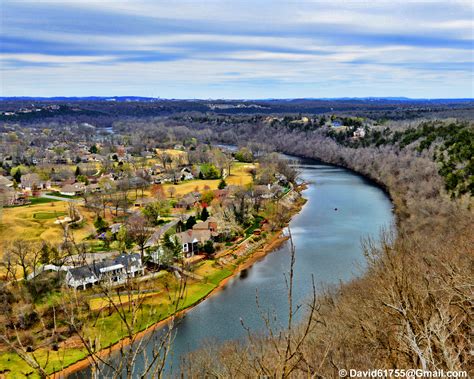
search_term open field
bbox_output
[0,202,96,254]
[0,162,255,256]
[89,290,162,311]
[162,162,255,198]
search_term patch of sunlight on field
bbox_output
[89,291,162,311]
[162,162,255,198]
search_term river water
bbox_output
[71,156,394,377]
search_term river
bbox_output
[70,156,394,377]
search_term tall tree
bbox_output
[126,214,153,259]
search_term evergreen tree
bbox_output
[13,168,21,183]
[218,178,227,189]
[200,206,209,221]
[202,240,215,255]
[94,215,108,234]
[185,216,196,230]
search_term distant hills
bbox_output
[0,96,472,103]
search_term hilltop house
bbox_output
[353,127,366,139]
[65,253,144,290]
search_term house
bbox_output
[193,216,219,236]
[85,183,102,193]
[0,175,13,188]
[60,182,86,196]
[353,127,366,139]
[176,229,212,257]
[153,173,174,184]
[133,197,155,208]
[180,167,194,181]
[20,173,50,191]
[66,253,144,289]
[149,164,165,176]
[275,173,289,186]
[175,194,200,209]
[140,151,154,159]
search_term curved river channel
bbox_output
[71,156,394,377]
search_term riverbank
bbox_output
[49,190,306,378]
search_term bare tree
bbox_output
[6,240,35,280]
[167,186,176,198]
[126,214,153,259]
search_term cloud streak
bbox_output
[1,0,473,98]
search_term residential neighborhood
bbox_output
[0,124,302,300]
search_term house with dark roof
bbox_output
[65,253,144,289]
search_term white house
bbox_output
[353,127,366,139]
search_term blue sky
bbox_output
[1,0,473,98]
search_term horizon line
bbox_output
[1,96,473,101]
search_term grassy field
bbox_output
[194,260,233,285]
[33,211,67,220]
[89,291,162,311]
[163,162,255,198]
[0,202,96,254]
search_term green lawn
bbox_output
[33,211,67,220]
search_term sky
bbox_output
[0,0,473,99]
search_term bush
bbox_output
[199,163,220,179]
[218,178,227,189]
[235,147,254,162]
[202,240,215,255]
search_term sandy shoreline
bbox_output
[50,195,304,378]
